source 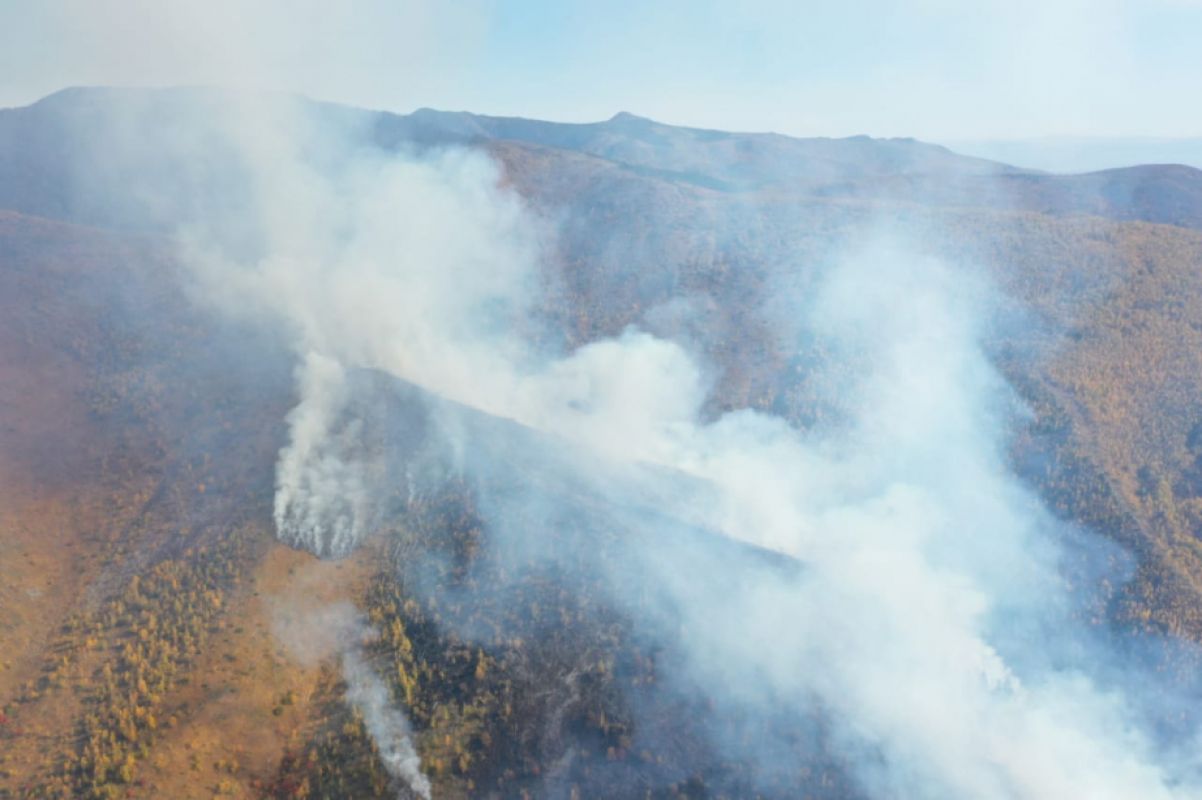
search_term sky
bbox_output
[2,0,1202,140]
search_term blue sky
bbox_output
[3,0,1202,139]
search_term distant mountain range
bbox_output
[948,137,1202,174]
[5,87,1202,232]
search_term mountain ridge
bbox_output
[8,86,1202,232]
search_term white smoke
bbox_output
[273,352,376,556]
[179,93,544,554]
[343,648,433,800]
[267,594,433,797]
[176,99,1202,798]
[635,247,1192,799]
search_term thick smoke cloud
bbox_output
[175,98,1202,798]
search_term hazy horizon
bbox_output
[12,83,1202,174]
[4,0,1202,142]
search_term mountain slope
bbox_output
[6,87,1202,798]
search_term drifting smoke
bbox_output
[174,96,1202,798]
[269,593,431,798]
[343,649,433,800]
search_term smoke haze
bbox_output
[5,0,1202,796]
[6,0,1202,139]
[148,96,1202,798]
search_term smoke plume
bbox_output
[269,591,432,797]
[167,95,1202,798]
[273,352,378,556]
[343,648,433,800]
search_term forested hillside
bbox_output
[4,88,1202,798]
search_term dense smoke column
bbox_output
[273,352,376,557]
